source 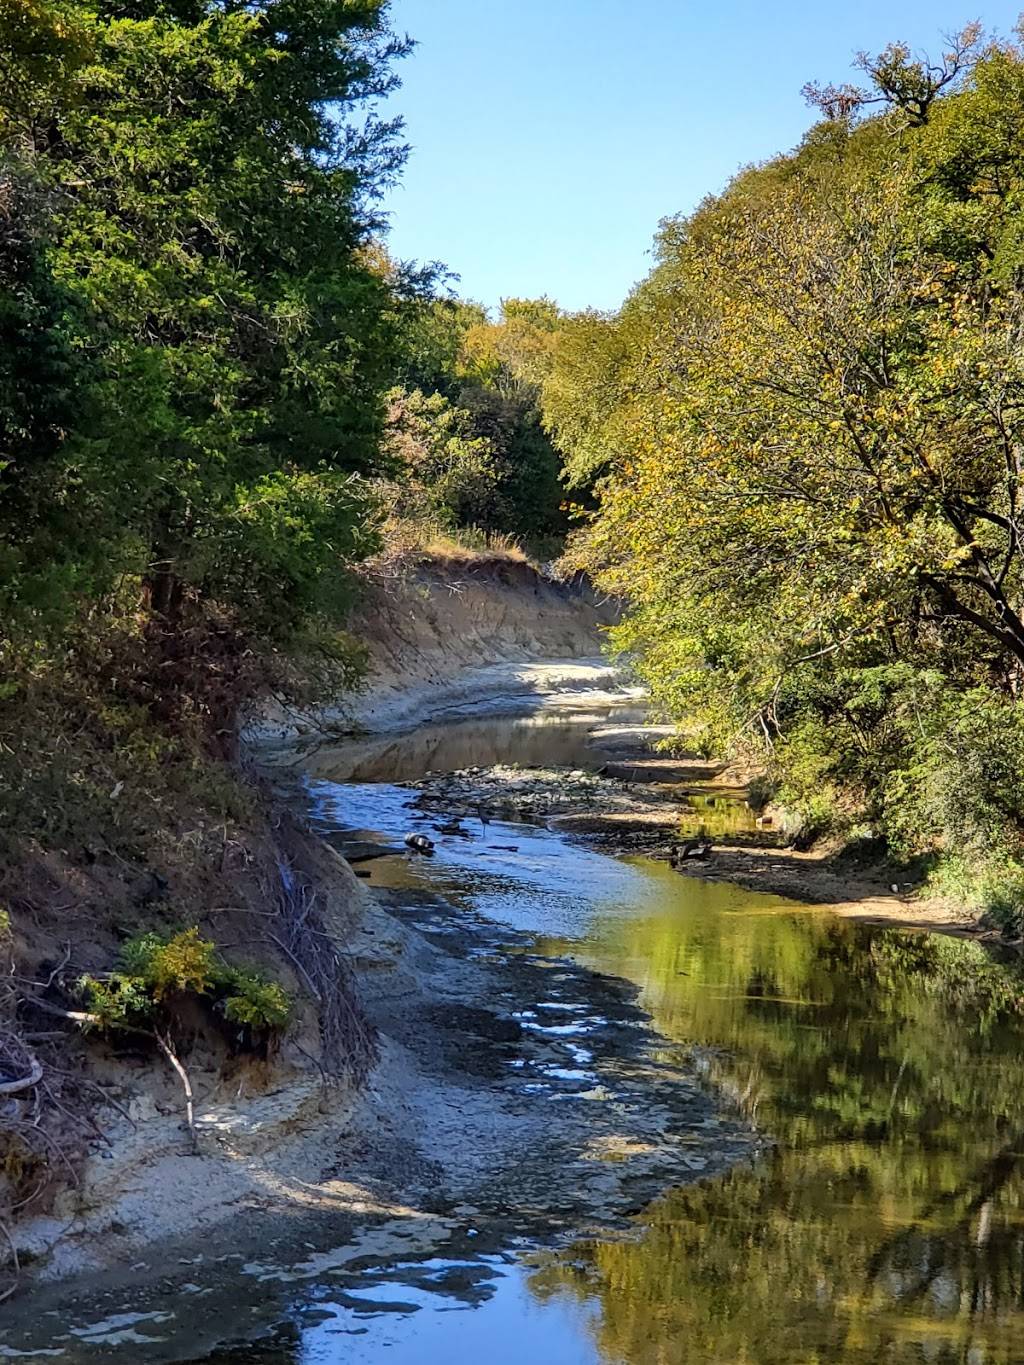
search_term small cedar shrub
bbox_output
[80,928,291,1034]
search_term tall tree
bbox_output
[0,0,411,642]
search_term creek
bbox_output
[14,702,1024,1364]
[289,705,1024,1364]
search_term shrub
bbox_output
[80,928,290,1036]
[222,974,291,1031]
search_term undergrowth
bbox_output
[80,927,291,1037]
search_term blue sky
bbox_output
[380,2,1023,314]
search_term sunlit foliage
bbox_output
[546,23,1024,901]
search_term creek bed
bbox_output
[11,704,1024,1364]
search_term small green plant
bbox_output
[118,927,217,1000]
[222,973,291,1030]
[78,928,292,1154]
[79,928,290,1033]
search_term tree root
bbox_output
[155,1031,198,1155]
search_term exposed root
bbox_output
[0,1013,99,1299]
[0,1033,43,1096]
[272,844,377,1085]
[155,1030,199,1155]
[0,1216,20,1304]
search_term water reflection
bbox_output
[304,708,648,786]
[308,743,1024,1363]
[529,859,1024,1364]
[680,791,758,837]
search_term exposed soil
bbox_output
[249,555,623,746]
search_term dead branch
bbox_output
[271,838,377,1085]
[0,1057,42,1096]
[155,1030,198,1155]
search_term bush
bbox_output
[80,928,291,1036]
[222,974,291,1030]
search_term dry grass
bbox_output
[365,510,534,579]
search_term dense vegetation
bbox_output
[546,23,1024,919]
[0,0,570,867]
[383,292,569,552]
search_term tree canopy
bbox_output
[0,0,411,652]
[546,22,1024,909]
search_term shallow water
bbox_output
[299,711,1024,1365]
[16,709,1024,1363]
[302,706,650,787]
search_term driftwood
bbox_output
[0,1057,42,1097]
[671,838,714,864]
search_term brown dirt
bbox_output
[249,553,622,744]
[663,842,979,937]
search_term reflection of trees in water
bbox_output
[533,1149,1024,1364]
[313,710,629,784]
[533,896,1024,1362]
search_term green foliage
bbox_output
[118,927,216,1000]
[384,387,501,528]
[80,972,155,1028]
[0,0,414,693]
[80,928,291,1034]
[385,295,570,547]
[548,26,1024,902]
[222,973,291,1030]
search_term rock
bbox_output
[404,832,435,855]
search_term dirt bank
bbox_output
[250,553,622,746]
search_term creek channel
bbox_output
[12,697,1024,1364]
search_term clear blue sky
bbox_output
[381,1,1022,314]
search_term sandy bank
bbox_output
[249,555,622,746]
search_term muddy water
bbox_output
[14,709,1024,1363]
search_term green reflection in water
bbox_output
[532,863,1024,1364]
[678,792,758,838]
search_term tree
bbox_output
[803,22,984,125]
[383,386,499,528]
[0,0,412,647]
[551,27,1024,884]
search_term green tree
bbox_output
[550,25,1024,888]
[1,0,411,646]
